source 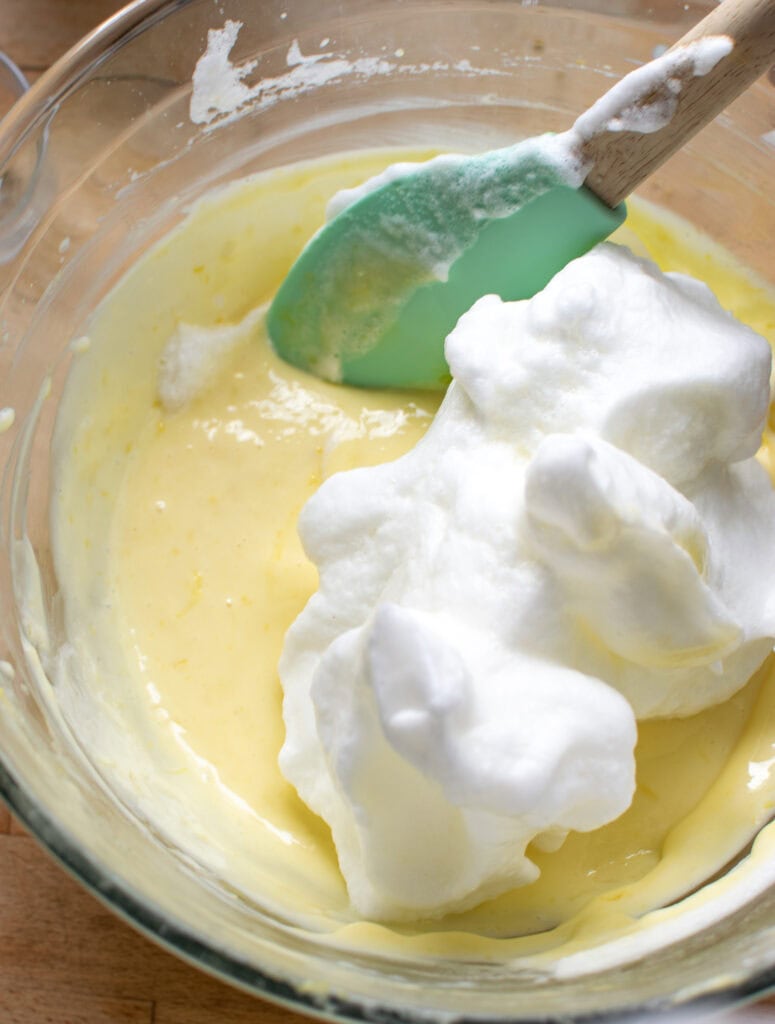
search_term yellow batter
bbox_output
[51,149,775,962]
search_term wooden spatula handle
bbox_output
[582,0,775,208]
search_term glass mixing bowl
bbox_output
[1,0,774,1020]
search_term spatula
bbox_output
[267,0,775,390]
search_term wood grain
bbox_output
[0,830,302,1023]
[0,0,128,76]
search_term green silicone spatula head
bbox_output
[268,152,624,390]
[268,0,775,390]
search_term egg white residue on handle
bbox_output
[573,35,733,138]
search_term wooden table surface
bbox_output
[1,2,775,1023]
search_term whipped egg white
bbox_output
[279,243,775,921]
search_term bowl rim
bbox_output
[0,0,172,170]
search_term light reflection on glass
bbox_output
[748,755,775,792]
